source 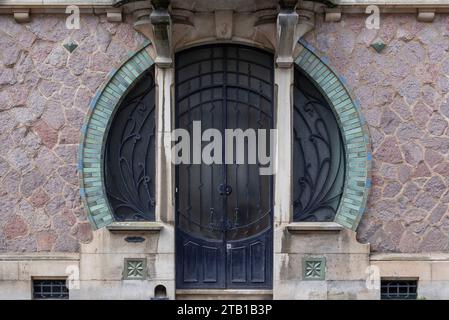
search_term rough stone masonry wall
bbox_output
[0,14,146,252]
[304,14,449,252]
[1,13,449,253]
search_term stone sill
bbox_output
[106,221,164,233]
[370,253,449,262]
[0,253,80,261]
[286,222,344,233]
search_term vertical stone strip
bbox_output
[274,66,294,224]
[294,40,372,231]
[155,66,174,223]
[78,42,154,229]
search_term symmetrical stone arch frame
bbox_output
[78,41,155,229]
[295,40,372,231]
[79,38,371,232]
[173,39,275,56]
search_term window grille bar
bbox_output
[32,280,69,299]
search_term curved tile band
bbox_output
[78,41,154,229]
[79,40,371,231]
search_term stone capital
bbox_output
[276,2,315,68]
[126,0,173,67]
[150,6,173,67]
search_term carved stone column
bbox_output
[155,65,174,224]
[129,0,176,297]
[274,66,294,225]
[274,0,316,227]
[273,0,316,298]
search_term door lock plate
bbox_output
[218,184,233,196]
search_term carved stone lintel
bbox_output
[417,9,435,22]
[13,9,30,23]
[276,4,315,68]
[215,10,233,40]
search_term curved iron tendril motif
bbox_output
[293,69,346,222]
[105,69,156,221]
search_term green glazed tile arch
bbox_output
[78,39,370,231]
[78,41,154,230]
[295,40,372,231]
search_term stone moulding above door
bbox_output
[78,41,154,230]
[295,39,372,231]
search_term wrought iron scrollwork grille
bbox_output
[293,68,345,222]
[104,68,156,221]
[175,45,273,241]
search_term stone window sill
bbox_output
[106,221,164,233]
[286,222,344,233]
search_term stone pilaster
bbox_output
[154,66,174,224]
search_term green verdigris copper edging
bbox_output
[296,39,372,231]
[78,41,154,229]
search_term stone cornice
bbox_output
[1,0,449,13]
[370,253,449,261]
[335,0,449,7]
[334,0,449,13]
[0,0,118,10]
[0,1,118,16]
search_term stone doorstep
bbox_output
[286,222,344,233]
[106,221,164,233]
[176,289,273,300]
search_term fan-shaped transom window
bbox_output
[104,67,156,221]
[293,67,346,222]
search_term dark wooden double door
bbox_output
[175,45,274,289]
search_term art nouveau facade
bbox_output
[1,0,449,299]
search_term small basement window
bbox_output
[33,279,69,300]
[381,279,418,300]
